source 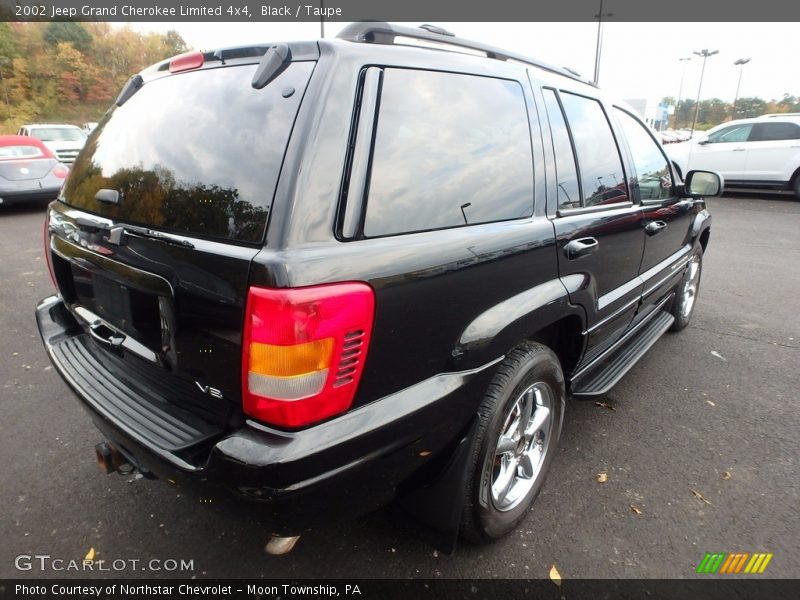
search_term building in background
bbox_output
[624,99,670,131]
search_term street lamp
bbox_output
[593,0,613,85]
[690,49,719,136]
[674,57,691,128]
[732,58,751,118]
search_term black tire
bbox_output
[670,243,703,332]
[793,176,800,201]
[461,342,565,544]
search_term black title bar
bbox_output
[2,0,800,22]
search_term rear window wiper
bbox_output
[122,225,195,248]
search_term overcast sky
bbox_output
[125,22,799,105]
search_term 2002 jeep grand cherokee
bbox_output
[36,23,719,550]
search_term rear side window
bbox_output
[749,122,800,141]
[541,88,581,210]
[62,62,314,244]
[362,68,534,238]
[559,92,628,208]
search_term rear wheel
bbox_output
[793,175,800,200]
[670,243,703,331]
[461,342,565,544]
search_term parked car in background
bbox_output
[667,114,800,198]
[36,22,719,552]
[17,124,86,164]
[0,135,69,207]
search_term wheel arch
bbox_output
[455,278,587,377]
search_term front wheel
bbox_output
[670,244,703,331]
[461,342,565,544]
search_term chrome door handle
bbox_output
[564,237,599,260]
[645,221,668,236]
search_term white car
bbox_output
[667,114,800,199]
[17,124,86,164]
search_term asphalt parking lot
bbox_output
[1,194,798,580]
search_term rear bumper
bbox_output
[36,295,497,533]
[0,187,61,205]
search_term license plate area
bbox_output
[70,263,162,353]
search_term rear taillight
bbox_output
[242,283,375,428]
[52,164,69,179]
[43,211,55,287]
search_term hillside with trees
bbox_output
[0,22,187,133]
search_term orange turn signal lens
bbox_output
[249,338,334,377]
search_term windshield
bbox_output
[31,127,85,142]
[61,62,314,244]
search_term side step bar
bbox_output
[570,310,674,398]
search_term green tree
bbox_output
[43,22,92,53]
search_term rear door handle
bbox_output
[564,237,599,260]
[732,148,746,152]
[645,220,668,236]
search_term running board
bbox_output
[570,310,674,398]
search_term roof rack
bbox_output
[336,22,592,86]
[761,112,800,118]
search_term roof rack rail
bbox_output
[336,22,593,85]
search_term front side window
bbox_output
[362,68,534,237]
[706,124,752,143]
[559,92,628,208]
[615,108,673,201]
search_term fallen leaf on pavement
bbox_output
[710,351,727,362]
[84,547,95,561]
[630,505,643,515]
[595,401,616,411]
[706,400,716,406]
[692,489,712,505]
[596,471,608,483]
[549,564,562,586]
[722,471,732,481]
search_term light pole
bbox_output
[674,57,691,128]
[690,49,719,136]
[319,1,325,39]
[732,58,750,119]
[593,0,613,85]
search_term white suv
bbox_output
[17,124,86,164]
[667,114,800,199]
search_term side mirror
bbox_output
[684,170,723,197]
[697,137,710,145]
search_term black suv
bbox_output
[36,23,719,550]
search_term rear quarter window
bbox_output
[361,68,534,238]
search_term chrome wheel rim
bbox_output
[681,255,701,319]
[490,382,554,512]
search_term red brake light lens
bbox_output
[169,51,204,73]
[52,164,69,179]
[242,283,375,428]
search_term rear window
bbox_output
[0,145,45,159]
[62,62,314,244]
